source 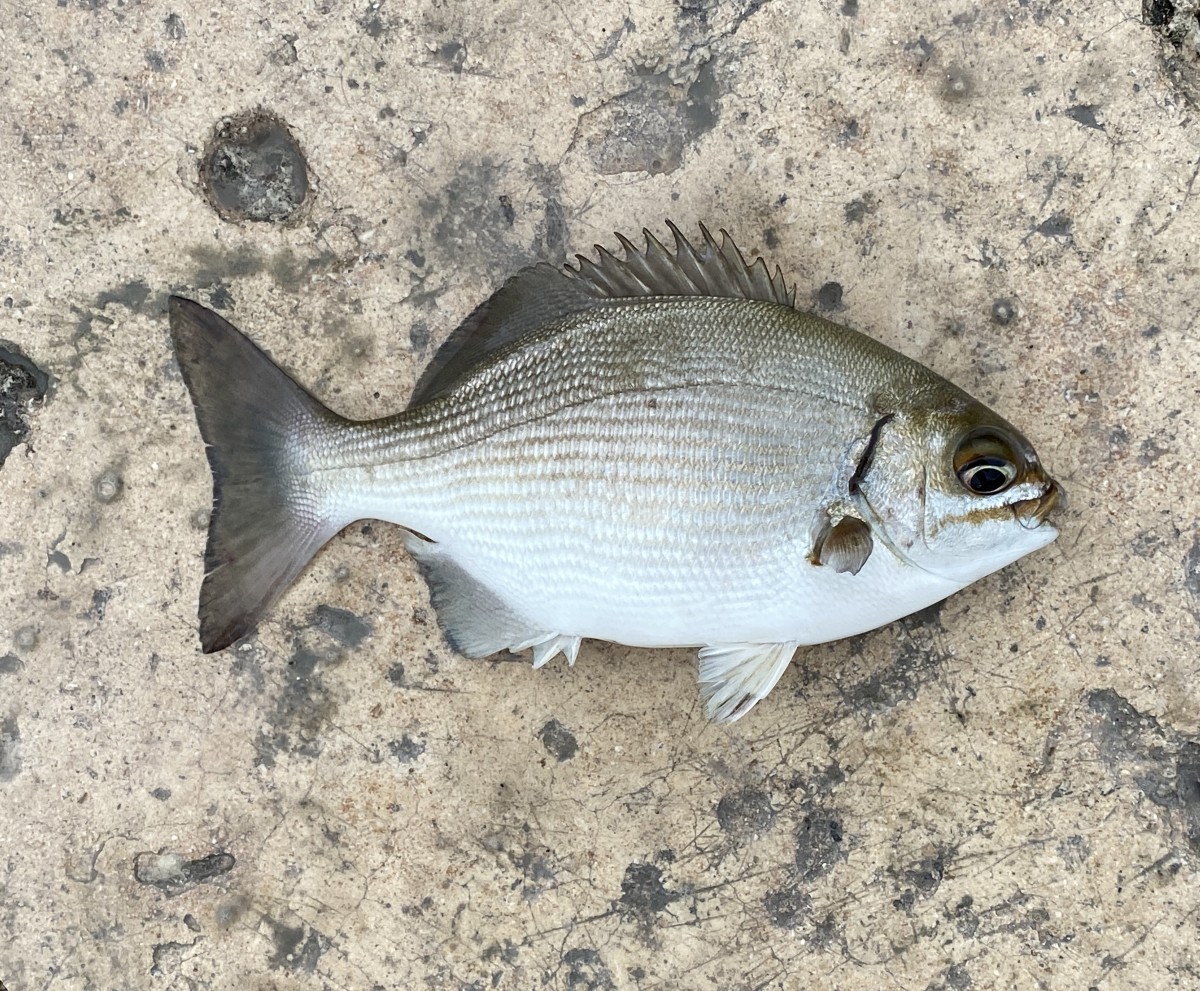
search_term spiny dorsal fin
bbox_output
[568,221,795,307]
[408,263,600,408]
[407,223,796,409]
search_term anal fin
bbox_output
[527,634,582,669]
[697,642,798,723]
[403,534,546,658]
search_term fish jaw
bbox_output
[1012,476,1065,528]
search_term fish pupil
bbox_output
[971,467,1006,492]
[961,456,1014,495]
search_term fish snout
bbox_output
[1014,476,1065,530]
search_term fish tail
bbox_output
[169,296,347,652]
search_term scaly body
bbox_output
[170,224,1062,721]
[319,298,968,646]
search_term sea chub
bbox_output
[169,223,1062,722]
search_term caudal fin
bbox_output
[169,296,346,652]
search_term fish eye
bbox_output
[953,430,1022,496]
[959,456,1016,494]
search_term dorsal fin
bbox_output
[407,223,796,409]
[408,263,600,407]
[568,221,795,307]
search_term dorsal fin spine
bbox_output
[666,220,707,293]
[566,221,795,308]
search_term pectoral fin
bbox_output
[697,642,799,723]
[810,516,874,575]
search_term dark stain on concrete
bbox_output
[940,65,976,101]
[538,196,568,262]
[434,40,467,73]
[1086,688,1200,852]
[560,947,615,990]
[388,733,426,763]
[927,963,973,990]
[1142,0,1200,104]
[991,297,1018,325]
[794,804,845,882]
[421,159,533,264]
[1065,103,1104,130]
[763,881,810,929]
[0,341,49,466]
[255,641,344,766]
[844,196,877,223]
[409,319,431,352]
[538,719,578,762]
[1057,833,1090,870]
[1177,745,1200,851]
[814,281,844,312]
[359,9,387,38]
[892,845,954,912]
[715,787,775,837]
[574,60,723,175]
[268,920,326,973]
[150,937,201,978]
[208,283,234,310]
[618,862,677,926]
[1034,211,1073,240]
[133,850,235,893]
[200,110,310,224]
[184,245,339,296]
[95,279,152,313]
[1183,534,1200,610]
[87,587,111,621]
[497,194,515,225]
[515,848,556,899]
[841,624,946,716]
[0,716,21,779]
[310,604,372,648]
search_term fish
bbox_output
[168,222,1063,722]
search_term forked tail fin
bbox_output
[169,296,348,652]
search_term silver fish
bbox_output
[169,223,1062,721]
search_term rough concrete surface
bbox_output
[2,1,1199,988]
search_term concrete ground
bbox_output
[3,0,1200,988]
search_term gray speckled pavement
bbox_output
[3,2,1200,988]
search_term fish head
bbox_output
[853,397,1063,586]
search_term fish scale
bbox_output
[320,299,879,467]
[329,379,915,646]
[169,223,1062,722]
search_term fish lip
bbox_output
[1012,478,1065,530]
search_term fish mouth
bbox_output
[1012,478,1065,529]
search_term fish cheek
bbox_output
[853,432,929,561]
